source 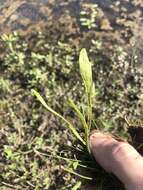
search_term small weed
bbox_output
[33,49,124,189]
[80,3,98,29]
[33,49,95,150]
[0,78,11,93]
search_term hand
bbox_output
[89,132,143,190]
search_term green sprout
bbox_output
[80,4,98,29]
[32,48,95,152]
[32,49,97,186]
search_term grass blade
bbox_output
[68,98,91,151]
[63,168,92,180]
[32,90,86,145]
[34,150,100,171]
[71,181,81,190]
[68,99,89,135]
[35,150,92,164]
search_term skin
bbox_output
[89,132,143,190]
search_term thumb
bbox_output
[90,132,143,190]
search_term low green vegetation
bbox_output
[80,3,98,29]
[0,30,142,190]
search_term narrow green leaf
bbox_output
[73,161,79,170]
[34,150,99,171]
[63,167,92,180]
[48,153,91,164]
[68,99,89,135]
[71,181,81,190]
[32,90,86,145]
[68,99,91,152]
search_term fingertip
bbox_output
[89,131,111,147]
[89,131,103,147]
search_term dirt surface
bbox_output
[0,0,143,42]
[0,0,51,34]
[0,0,143,61]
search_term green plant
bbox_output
[32,49,99,189]
[0,78,11,93]
[33,48,95,152]
[1,32,18,52]
[32,44,128,188]
[80,4,98,29]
